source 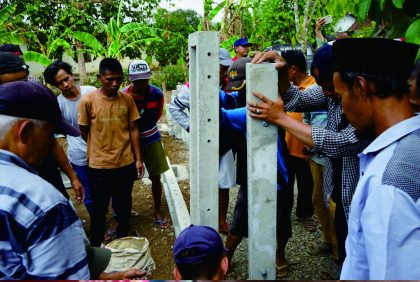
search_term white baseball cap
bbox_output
[128,59,152,81]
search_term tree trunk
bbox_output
[76,40,86,85]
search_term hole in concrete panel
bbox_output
[207,209,211,211]
[207,52,211,56]
[207,140,211,143]
[208,118,211,122]
[207,75,211,79]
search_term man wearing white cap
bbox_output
[123,60,170,228]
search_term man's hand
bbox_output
[247,92,287,125]
[71,178,84,204]
[136,160,145,179]
[99,269,148,280]
[316,18,326,33]
[252,51,282,64]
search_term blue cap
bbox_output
[234,37,253,48]
[0,81,80,136]
[311,42,333,84]
[173,225,225,264]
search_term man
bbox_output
[78,58,144,246]
[332,38,420,279]
[43,60,96,215]
[0,52,84,203]
[169,48,236,233]
[248,43,371,276]
[282,50,316,232]
[122,59,169,228]
[173,225,228,280]
[0,81,89,279]
[0,44,42,83]
[232,37,253,61]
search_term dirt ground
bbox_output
[68,131,189,280]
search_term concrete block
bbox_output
[162,157,191,236]
[246,63,278,280]
[188,31,219,229]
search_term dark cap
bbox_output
[173,225,225,265]
[234,37,253,48]
[333,38,419,79]
[0,52,29,75]
[311,42,333,84]
[0,81,80,136]
[0,44,23,55]
[226,57,252,91]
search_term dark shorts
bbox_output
[141,140,169,177]
[230,181,293,241]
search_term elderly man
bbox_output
[0,81,89,279]
[332,38,420,279]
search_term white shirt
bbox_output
[57,86,96,166]
[341,115,420,279]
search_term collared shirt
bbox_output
[283,84,371,217]
[341,115,420,280]
[0,150,89,279]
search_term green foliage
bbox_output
[150,65,187,90]
[146,8,201,66]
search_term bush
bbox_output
[150,64,187,90]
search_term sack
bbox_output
[103,236,156,275]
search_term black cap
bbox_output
[226,57,252,91]
[0,44,23,55]
[311,42,333,84]
[0,81,80,136]
[333,38,419,78]
[0,52,29,75]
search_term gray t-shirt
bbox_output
[57,86,96,166]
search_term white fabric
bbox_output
[57,86,96,166]
[219,149,236,189]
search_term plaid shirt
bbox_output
[283,84,371,218]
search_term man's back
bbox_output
[0,150,89,279]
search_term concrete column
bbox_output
[246,63,278,280]
[188,32,220,229]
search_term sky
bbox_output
[159,0,223,21]
[159,0,204,15]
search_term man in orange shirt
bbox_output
[282,50,316,231]
[78,58,144,246]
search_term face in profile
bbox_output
[235,45,249,58]
[333,72,374,138]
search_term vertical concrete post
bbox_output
[246,63,278,280]
[188,32,219,229]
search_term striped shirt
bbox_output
[0,149,89,280]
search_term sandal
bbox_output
[105,226,118,241]
[154,217,169,229]
[303,217,317,232]
[276,263,289,278]
[131,210,140,217]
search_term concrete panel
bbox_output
[188,32,219,229]
[246,63,278,280]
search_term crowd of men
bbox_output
[1,17,420,280]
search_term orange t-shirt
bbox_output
[78,90,140,169]
[285,75,316,158]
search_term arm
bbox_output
[99,269,148,280]
[79,125,90,143]
[156,91,164,121]
[220,107,247,133]
[51,140,83,204]
[169,85,190,131]
[129,120,144,179]
[315,18,327,49]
